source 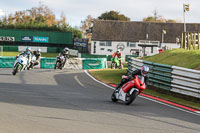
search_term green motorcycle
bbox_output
[111,57,123,69]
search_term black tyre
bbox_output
[54,62,58,69]
[12,65,19,76]
[124,90,138,105]
[111,63,115,69]
[111,91,118,102]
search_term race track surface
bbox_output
[0,68,199,133]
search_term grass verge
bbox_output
[2,51,58,57]
[89,69,200,110]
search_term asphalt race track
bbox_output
[0,68,199,133]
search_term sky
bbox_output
[0,0,199,27]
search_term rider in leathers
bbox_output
[116,66,149,92]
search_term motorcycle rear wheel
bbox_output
[124,90,138,105]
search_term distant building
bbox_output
[91,20,200,57]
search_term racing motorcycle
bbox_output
[54,55,65,69]
[27,55,37,70]
[111,57,123,69]
[12,54,28,75]
[111,75,146,105]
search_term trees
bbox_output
[143,10,180,23]
[98,10,130,21]
[0,4,82,38]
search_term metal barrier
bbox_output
[171,66,200,98]
[128,57,200,98]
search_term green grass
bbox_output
[89,69,200,110]
[2,51,58,57]
[144,48,200,69]
[89,69,127,84]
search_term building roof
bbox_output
[92,20,200,43]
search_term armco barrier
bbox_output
[128,57,200,98]
[40,57,56,69]
[171,66,200,98]
[82,58,107,69]
[0,56,16,68]
[128,57,172,91]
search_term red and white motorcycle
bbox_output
[111,75,146,105]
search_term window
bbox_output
[130,42,136,47]
[100,48,105,50]
[127,42,130,47]
[106,41,112,46]
[100,41,106,46]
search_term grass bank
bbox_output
[89,69,200,110]
[2,51,58,57]
[144,48,200,69]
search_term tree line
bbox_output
[0,4,82,38]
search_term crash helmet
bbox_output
[37,48,41,52]
[141,65,149,76]
[64,47,69,52]
[26,47,31,54]
[117,49,120,53]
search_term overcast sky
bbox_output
[0,0,199,27]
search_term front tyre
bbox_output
[12,65,19,76]
[54,61,59,69]
[111,91,118,102]
[111,63,115,69]
[124,90,138,105]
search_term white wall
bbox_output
[161,43,180,50]
[18,46,47,52]
[91,41,160,57]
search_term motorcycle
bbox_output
[111,57,123,69]
[27,55,37,70]
[54,55,65,69]
[111,75,146,105]
[12,54,28,75]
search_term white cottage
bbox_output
[91,20,181,58]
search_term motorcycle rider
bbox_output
[116,65,150,92]
[16,47,32,70]
[30,48,41,68]
[58,47,70,66]
[112,49,122,67]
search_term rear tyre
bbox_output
[124,90,138,105]
[111,91,118,102]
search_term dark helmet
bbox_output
[141,65,149,76]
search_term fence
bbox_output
[181,32,200,50]
[128,57,200,98]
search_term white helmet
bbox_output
[141,65,149,76]
[117,49,120,53]
[37,48,41,52]
[64,47,69,51]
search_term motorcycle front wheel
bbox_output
[111,91,118,102]
[124,90,138,105]
[12,65,20,76]
[111,63,115,69]
[55,61,59,69]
